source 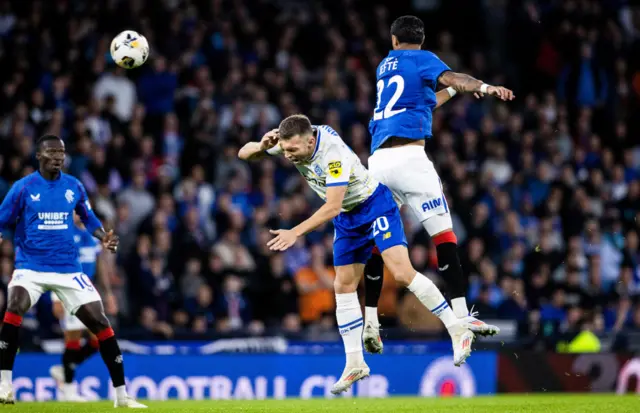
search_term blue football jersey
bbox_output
[0,171,103,274]
[368,50,450,153]
[74,225,101,279]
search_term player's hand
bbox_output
[102,230,119,253]
[0,233,2,245]
[267,229,297,252]
[104,293,118,316]
[486,86,515,101]
[259,129,280,152]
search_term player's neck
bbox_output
[394,44,421,51]
[39,168,60,181]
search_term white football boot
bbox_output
[448,320,475,367]
[330,362,370,395]
[49,365,65,390]
[114,395,148,408]
[462,307,500,336]
[362,321,383,354]
[0,381,14,405]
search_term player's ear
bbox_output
[391,35,399,49]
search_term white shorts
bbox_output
[51,292,88,331]
[9,269,101,317]
[369,145,452,234]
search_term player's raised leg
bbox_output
[369,187,474,366]
[426,217,499,336]
[362,249,384,354]
[0,283,41,404]
[72,300,146,408]
[330,263,370,394]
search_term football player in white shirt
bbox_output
[239,114,475,394]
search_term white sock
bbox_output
[115,385,128,399]
[0,370,11,384]
[364,306,379,327]
[63,383,75,394]
[407,273,457,328]
[451,297,469,318]
[335,292,364,363]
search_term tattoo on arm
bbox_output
[438,71,483,93]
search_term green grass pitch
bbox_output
[4,394,639,412]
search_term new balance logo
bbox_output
[30,193,40,202]
[438,265,449,271]
[115,355,123,364]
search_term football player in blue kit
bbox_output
[0,135,145,408]
[49,212,118,402]
[362,15,515,354]
[239,114,476,394]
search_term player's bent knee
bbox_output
[7,286,33,315]
[380,245,415,286]
[75,301,110,334]
[422,213,453,237]
[334,264,362,293]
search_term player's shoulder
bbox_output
[11,172,41,191]
[60,172,82,186]
[316,124,341,139]
[316,124,346,150]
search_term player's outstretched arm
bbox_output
[238,129,280,161]
[435,88,457,109]
[438,71,514,101]
[268,185,348,252]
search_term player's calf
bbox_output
[0,286,33,402]
[75,301,146,407]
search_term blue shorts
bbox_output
[333,184,408,266]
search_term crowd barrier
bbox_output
[12,352,496,401]
[11,343,640,401]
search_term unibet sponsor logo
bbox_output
[37,212,70,230]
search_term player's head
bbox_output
[36,134,65,174]
[390,15,425,49]
[277,114,316,164]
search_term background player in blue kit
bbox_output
[363,16,515,354]
[0,135,145,408]
[49,212,119,402]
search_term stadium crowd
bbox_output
[1,0,640,348]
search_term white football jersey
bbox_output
[268,125,379,211]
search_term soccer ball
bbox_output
[110,30,149,69]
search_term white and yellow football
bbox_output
[110,30,149,69]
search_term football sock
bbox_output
[0,312,22,379]
[78,339,100,364]
[62,339,82,383]
[407,273,457,328]
[364,250,384,326]
[96,328,126,388]
[62,338,99,383]
[335,292,364,366]
[433,231,469,318]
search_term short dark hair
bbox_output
[278,114,313,140]
[36,134,62,151]
[390,15,425,45]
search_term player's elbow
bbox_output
[325,203,342,218]
[237,147,250,160]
